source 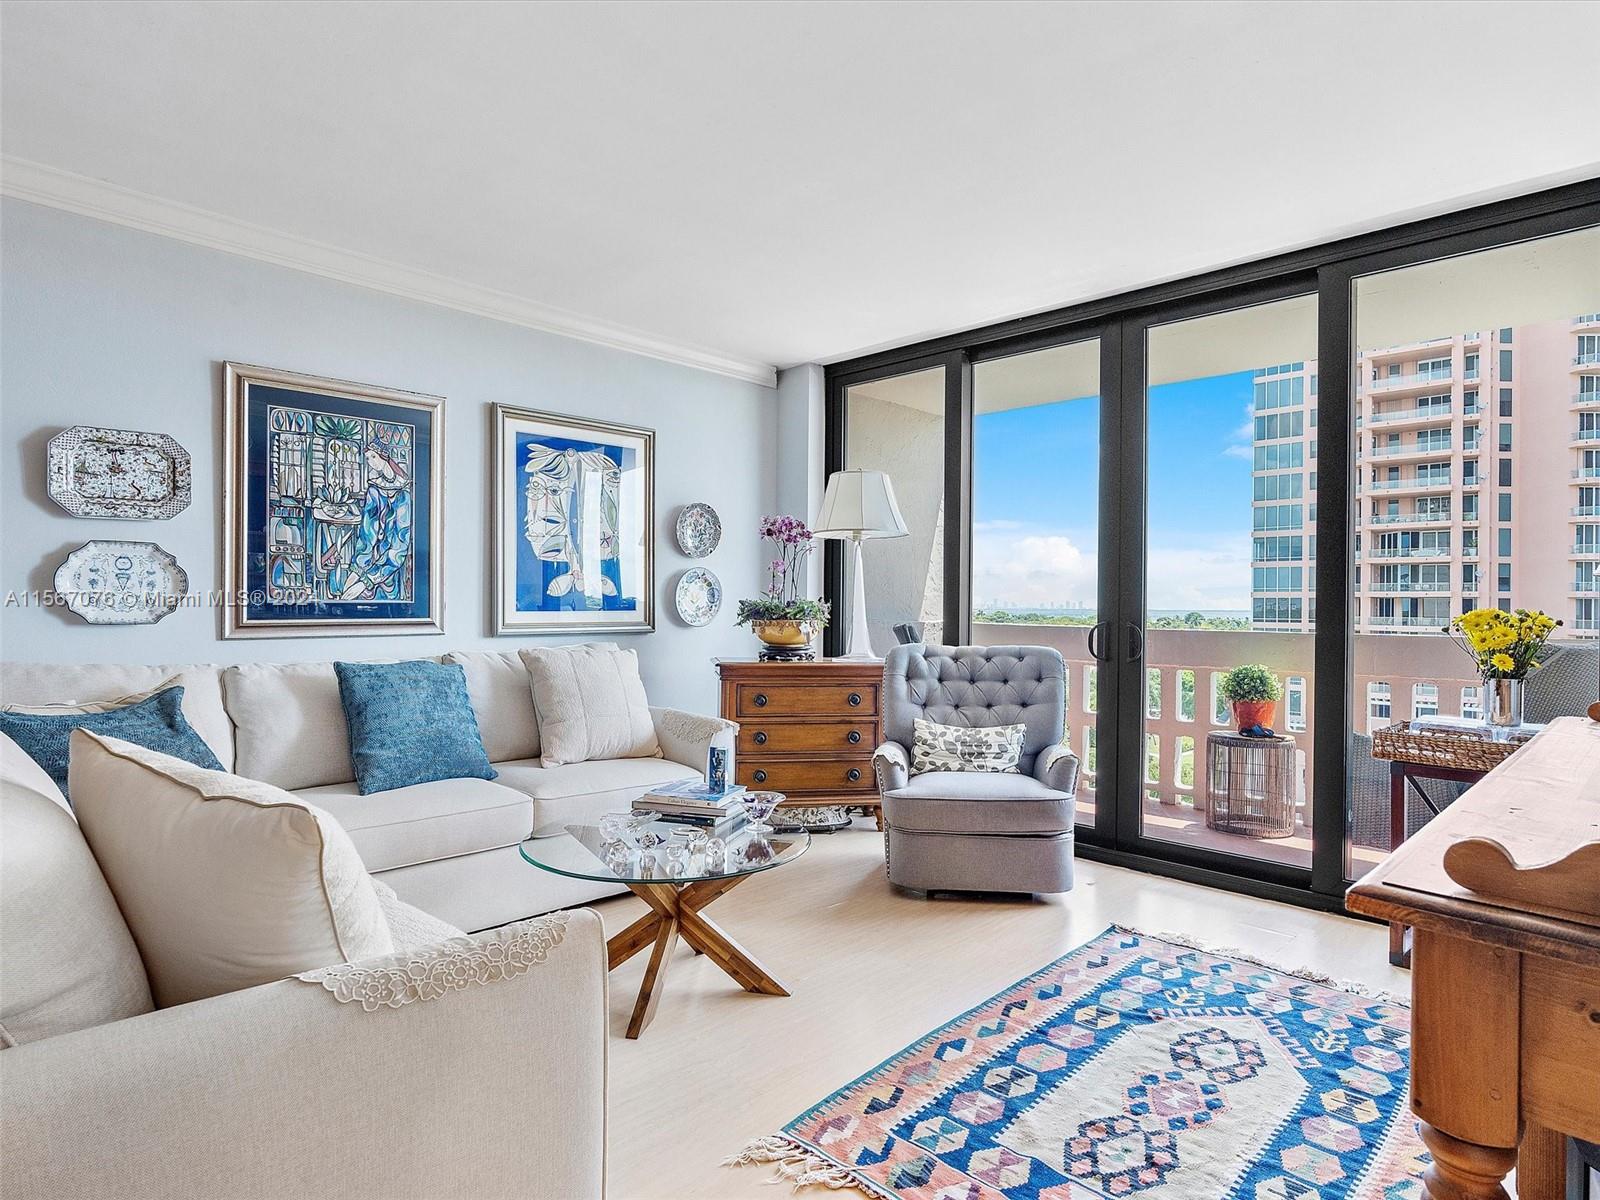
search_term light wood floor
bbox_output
[600,818,1408,1200]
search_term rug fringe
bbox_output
[724,1135,871,1195]
[1112,923,1409,1007]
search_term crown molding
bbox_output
[0,156,777,387]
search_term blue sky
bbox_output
[973,371,1255,612]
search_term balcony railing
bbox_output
[1368,545,1452,558]
[1370,403,1453,424]
[1575,392,1600,409]
[1370,441,1452,457]
[1577,352,1600,366]
[1369,368,1454,392]
[1576,429,1600,443]
[1574,579,1600,593]
[1575,506,1600,517]
[1368,511,1451,525]
[1369,580,1452,593]
[1462,369,1480,384]
[1573,545,1600,557]
[1369,477,1452,491]
[1365,614,1450,629]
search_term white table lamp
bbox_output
[813,469,909,660]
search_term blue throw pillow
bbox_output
[0,686,225,803]
[334,660,498,795]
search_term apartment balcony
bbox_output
[1361,337,1455,365]
[1368,403,1453,427]
[1365,614,1449,630]
[1368,477,1452,496]
[1368,441,1452,461]
[1576,351,1600,368]
[1367,545,1452,560]
[1574,392,1600,410]
[1573,505,1600,518]
[1574,428,1600,445]
[1462,331,1483,345]
[1573,580,1600,594]
[1462,578,1481,595]
[1462,369,1480,384]
[1367,580,1452,593]
[1576,467,1600,480]
[1367,369,1453,396]
[1367,510,1452,526]
[1576,315,1600,329]
[1573,544,1600,559]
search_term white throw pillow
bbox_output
[519,645,660,768]
[442,650,543,762]
[67,730,394,1008]
[911,718,1026,775]
[222,661,360,791]
[0,734,154,1046]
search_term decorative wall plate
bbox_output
[54,540,189,625]
[674,567,722,627]
[48,426,192,520]
[674,502,722,558]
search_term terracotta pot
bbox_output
[1231,699,1276,732]
[752,618,815,648]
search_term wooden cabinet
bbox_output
[717,659,885,827]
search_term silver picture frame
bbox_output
[493,403,655,636]
[223,361,446,639]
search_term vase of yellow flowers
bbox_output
[1444,607,1561,728]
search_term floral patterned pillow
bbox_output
[911,718,1025,775]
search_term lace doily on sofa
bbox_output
[296,913,569,1011]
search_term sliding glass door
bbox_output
[825,182,1600,910]
[969,335,1105,831]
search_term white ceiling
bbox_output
[4,1,1599,385]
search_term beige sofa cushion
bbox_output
[222,661,355,790]
[0,663,234,771]
[494,756,696,831]
[0,734,153,1046]
[520,645,660,767]
[295,777,533,873]
[68,730,393,1008]
[442,650,541,762]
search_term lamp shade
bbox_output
[812,469,909,540]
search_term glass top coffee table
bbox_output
[520,817,810,1039]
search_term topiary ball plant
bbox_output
[1219,664,1282,733]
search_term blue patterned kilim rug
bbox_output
[731,926,1427,1199]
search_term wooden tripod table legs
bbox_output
[606,875,788,1039]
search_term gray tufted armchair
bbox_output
[874,644,1079,896]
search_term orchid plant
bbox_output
[735,514,831,627]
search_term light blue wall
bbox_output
[0,199,780,712]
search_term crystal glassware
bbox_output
[739,790,784,834]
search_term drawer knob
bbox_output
[753,731,768,745]
[754,693,769,707]
[847,692,862,707]
[847,730,862,745]
[847,768,862,783]
[753,769,768,784]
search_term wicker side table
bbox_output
[1204,732,1299,839]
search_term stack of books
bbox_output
[634,779,749,831]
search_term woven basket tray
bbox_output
[1370,722,1525,773]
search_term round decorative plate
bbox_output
[675,502,722,557]
[674,567,722,627]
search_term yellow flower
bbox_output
[1484,625,1517,650]
[1489,652,1515,673]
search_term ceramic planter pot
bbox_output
[1231,699,1277,732]
[752,618,815,648]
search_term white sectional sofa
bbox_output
[0,650,736,931]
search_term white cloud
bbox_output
[1221,403,1255,462]
[974,525,1252,612]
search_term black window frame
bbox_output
[823,178,1600,913]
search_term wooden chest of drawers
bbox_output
[716,658,886,827]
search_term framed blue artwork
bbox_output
[493,405,655,634]
[224,362,444,638]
